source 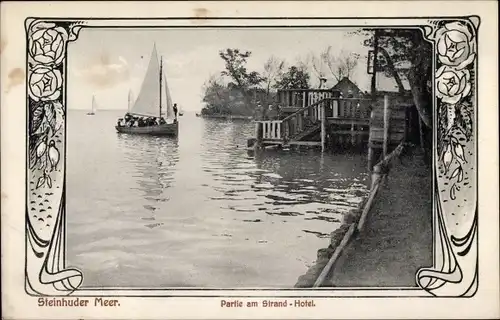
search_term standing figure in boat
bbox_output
[115,43,178,136]
[173,103,178,122]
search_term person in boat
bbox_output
[173,103,178,119]
[123,114,132,126]
[117,118,124,127]
[131,117,139,127]
[159,117,166,125]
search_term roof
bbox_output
[330,77,362,92]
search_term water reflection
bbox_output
[199,118,370,239]
[117,134,179,226]
[68,112,371,287]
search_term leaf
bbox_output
[53,102,65,133]
[438,103,450,154]
[31,103,45,134]
[457,169,464,183]
[438,103,448,134]
[457,103,473,141]
[453,142,466,163]
[29,136,41,170]
[38,153,47,170]
[46,176,52,188]
[29,150,39,170]
[450,167,460,179]
[44,103,56,134]
[450,184,457,200]
[446,103,456,131]
[36,176,46,189]
[443,144,453,173]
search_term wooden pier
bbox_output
[248,88,415,171]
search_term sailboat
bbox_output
[116,44,178,136]
[179,106,184,117]
[87,95,97,115]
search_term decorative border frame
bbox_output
[25,17,479,297]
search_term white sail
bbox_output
[92,96,97,113]
[130,45,161,118]
[128,90,134,112]
[163,73,174,119]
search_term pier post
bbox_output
[255,122,263,150]
[367,145,374,172]
[321,101,326,152]
[383,95,391,158]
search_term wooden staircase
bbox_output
[251,96,373,150]
[291,123,321,141]
[280,98,327,145]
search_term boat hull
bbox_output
[115,123,178,136]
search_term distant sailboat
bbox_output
[87,96,97,115]
[116,44,178,136]
[179,106,184,116]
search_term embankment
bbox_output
[200,114,253,120]
[295,143,432,288]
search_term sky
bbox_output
[67,27,402,112]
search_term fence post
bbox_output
[332,99,338,118]
[418,116,425,152]
[367,109,375,172]
[321,101,326,152]
[383,95,391,158]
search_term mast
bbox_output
[159,56,162,119]
[127,90,131,112]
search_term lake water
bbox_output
[66,110,369,288]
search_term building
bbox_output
[330,77,365,98]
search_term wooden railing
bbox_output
[328,98,372,119]
[259,120,282,140]
[277,89,340,109]
[255,97,372,145]
[281,98,328,142]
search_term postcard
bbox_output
[1,1,499,319]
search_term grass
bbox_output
[324,148,433,287]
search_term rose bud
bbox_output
[36,140,47,158]
[454,142,466,163]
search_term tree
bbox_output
[294,54,310,73]
[219,49,264,89]
[321,46,360,82]
[201,74,230,115]
[309,52,328,88]
[218,49,265,112]
[358,29,433,129]
[262,55,285,96]
[275,66,310,90]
